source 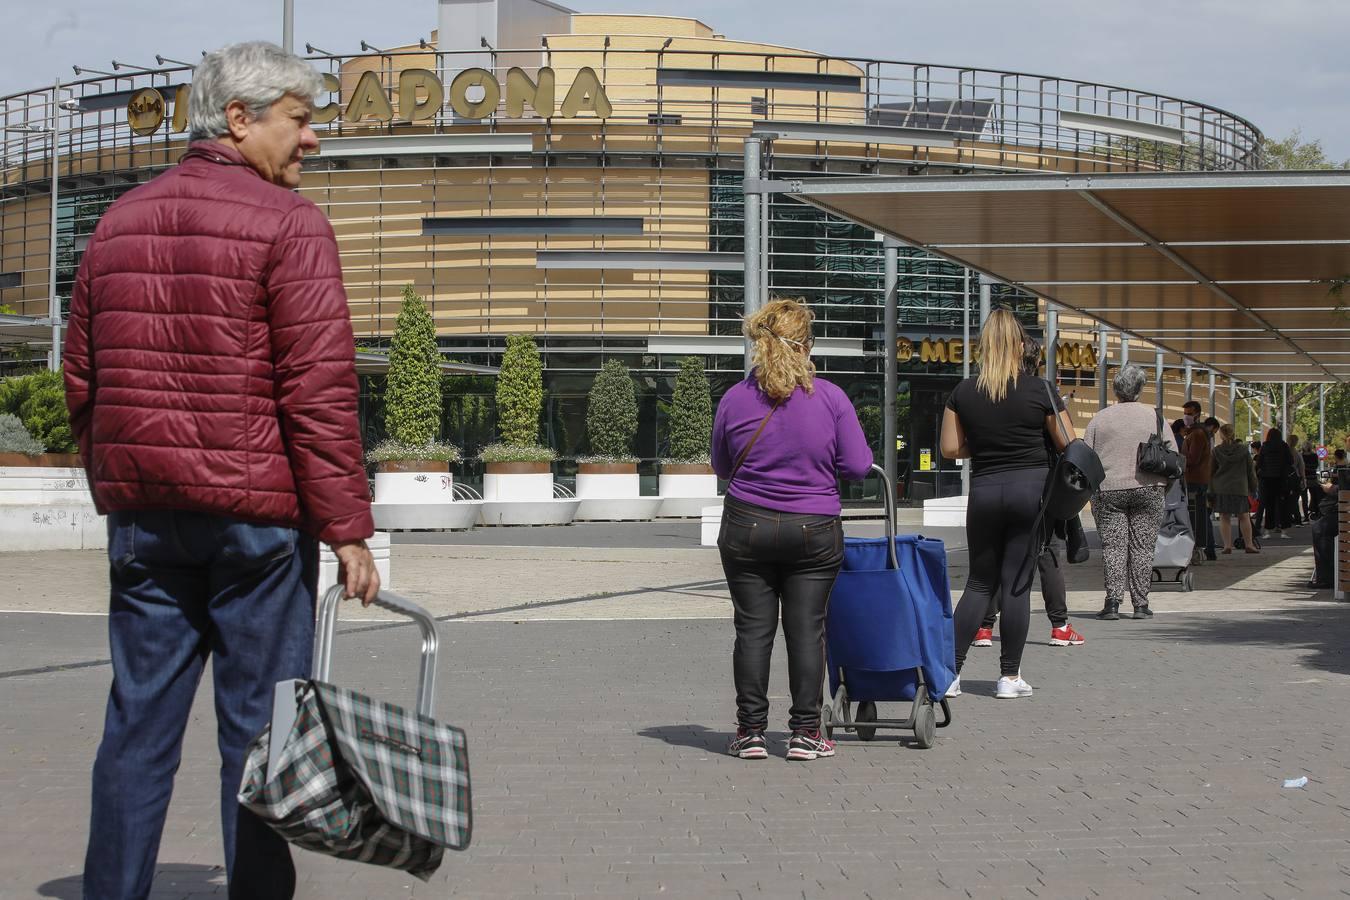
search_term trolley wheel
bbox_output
[1151,567,1162,584]
[821,703,835,741]
[855,701,878,741]
[1182,570,1195,592]
[913,702,937,749]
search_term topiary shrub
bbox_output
[584,360,639,461]
[0,369,75,453]
[379,284,443,458]
[666,356,712,463]
[0,413,44,455]
[496,334,544,448]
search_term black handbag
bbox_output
[1137,411,1185,479]
[1040,380,1106,522]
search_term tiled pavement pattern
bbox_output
[2,521,1349,898]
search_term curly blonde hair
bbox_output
[744,298,816,401]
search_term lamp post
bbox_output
[283,0,294,54]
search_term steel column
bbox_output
[1230,379,1238,428]
[978,274,992,326]
[1184,362,1193,403]
[962,269,971,496]
[1097,327,1109,410]
[1120,335,1130,365]
[1282,382,1288,435]
[1319,384,1326,447]
[883,239,899,518]
[48,79,62,372]
[1044,303,1058,384]
[741,136,762,374]
[1155,348,1165,417]
[283,0,294,54]
[1208,369,1217,415]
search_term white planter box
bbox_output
[372,469,453,504]
[574,497,664,522]
[319,532,392,594]
[372,501,481,531]
[700,505,723,547]
[658,471,717,498]
[575,471,640,499]
[478,499,580,526]
[482,471,554,501]
[0,465,91,506]
[923,495,968,527]
[0,503,106,551]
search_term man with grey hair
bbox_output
[65,41,377,898]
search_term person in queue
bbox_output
[712,298,872,761]
[64,42,378,899]
[1210,423,1259,554]
[1255,427,1295,540]
[1181,401,1215,563]
[1082,365,1177,621]
[940,308,1074,699]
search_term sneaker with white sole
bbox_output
[785,729,835,761]
[972,627,994,647]
[1049,624,1086,646]
[945,675,962,698]
[995,675,1033,699]
[727,727,768,759]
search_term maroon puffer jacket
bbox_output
[64,142,373,545]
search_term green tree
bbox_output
[667,356,712,461]
[496,334,544,447]
[585,359,639,458]
[1261,130,1350,170]
[384,285,442,446]
[0,369,75,452]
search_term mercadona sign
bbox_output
[126,65,612,135]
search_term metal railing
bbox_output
[2,46,1263,182]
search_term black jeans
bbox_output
[1256,477,1285,532]
[1187,483,1215,555]
[982,536,1066,630]
[954,468,1047,678]
[718,495,845,732]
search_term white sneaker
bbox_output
[995,675,1033,699]
[944,676,962,698]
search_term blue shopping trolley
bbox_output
[822,465,955,749]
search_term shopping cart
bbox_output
[1151,478,1195,592]
[822,465,955,749]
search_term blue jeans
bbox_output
[84,510,318,900]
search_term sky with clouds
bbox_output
[2,0,1347,161]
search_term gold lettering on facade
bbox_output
[504,67,556,118]
[920,338,950,364]
[559,67,612,118]
[398,69,443,121]
[313,73,341,125]
[896,337,914,361]
[449,68,501,119]
[170,85,190,133]
[127,88,166,136]
[345,70,394,122]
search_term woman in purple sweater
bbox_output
[712,298,873,761]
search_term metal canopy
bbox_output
[354,351,498,377]
[774,170,1350,383]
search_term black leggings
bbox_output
[718,495,845,731]
[954,468,1047,678]
[982,538,1066,630]
[1256,477,1285,532]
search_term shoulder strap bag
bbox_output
[1137,410,1185,479]
[727,398,783,484]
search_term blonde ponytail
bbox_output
[975,308,1026,403]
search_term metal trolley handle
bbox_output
[313,584,440,719]
[869,463,900,570]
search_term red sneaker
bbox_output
[1049,624,1086,646]
[972,627,994,647]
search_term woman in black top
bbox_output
[940,309,1074,700]
[1255,428,1294,540]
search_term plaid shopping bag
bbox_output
[238,679,471,881]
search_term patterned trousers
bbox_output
[1091,485,1166,606]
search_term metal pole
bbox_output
[1155,348,1165,418]
[1230,378,1238,428]
[961,269,971,497]
[1044,302,1058,385]
[1097,327,1109,410]
[1120,335,1130,365]
[1319,383,1326,447]
[48,79,62,372]
[1208,369,1216,415]
[282,0,294,54]
[978,274,992,327]
[883,239,898,517]
[1184,361,1193,404]
[741,136,761,375]
[759,144,771,307]
[1282,382,1288,435]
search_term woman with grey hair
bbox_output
[1082,364,1179,620]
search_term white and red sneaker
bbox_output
[786,729,835,761]
[1049,624,1086,646]
[972,627,994,647]
[727,727,768,760]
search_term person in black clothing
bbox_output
[1303,442,1322,519]
[1255,427,1294,540]
[941,309,1074,700]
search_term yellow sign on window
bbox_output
[919,450,932,471]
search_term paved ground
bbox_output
[2,517,1347,898]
